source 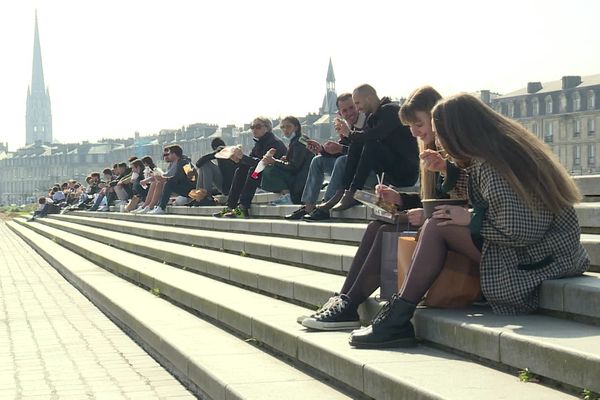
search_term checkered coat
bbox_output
[467,161,589,314]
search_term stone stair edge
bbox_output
[69,211,369,245]
[50,214,356,275]
[49,214,600,324]
[10,220,584,398]
[12,216,600,394]
[5,220,358,400]
[71,210,600,274]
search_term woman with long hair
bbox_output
[134,154,166,213]
[300,86,468,331]
[261,116,314,205]
[349,93,589,348]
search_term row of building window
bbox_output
[572,144,596,166]
[533,118,597,143]
[500,89,597,118]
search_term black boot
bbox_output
[348,295,417,348]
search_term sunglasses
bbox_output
[250,124,265,130]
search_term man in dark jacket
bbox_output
[150,144,195,214]
[332,84,420,211]
[214,117,287,218]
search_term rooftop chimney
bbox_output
[479,90,491,104]
[527,82,543,94]
[561,76,582,90]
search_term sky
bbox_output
[1,0,599,151]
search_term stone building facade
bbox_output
[489,74,600,174]
[1,59,341,204]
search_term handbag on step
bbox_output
[396,235,481,308]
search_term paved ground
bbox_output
[0,221,195,400]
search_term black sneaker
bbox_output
[301,294,361,331]
[302,207,330,222]
[296,293,341,325]
[223,206,251,219]
[213,207,230,218]
[285,206,307,220]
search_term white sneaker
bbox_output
[138,207,151,214]
[173,196,191,206]
[269,193,292,206]
[148,207,165,215]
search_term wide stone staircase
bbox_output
[6,176,600,399]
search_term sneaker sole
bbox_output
[301,318,361,331]
[348,336,417,349]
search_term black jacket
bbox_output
[273,133,313,174]
[351,97,419,185]
[273,133,314,203]
[241,131,287,167]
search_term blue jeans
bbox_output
[301,155,347,204]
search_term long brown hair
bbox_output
[399,86,442,200]
[432,93,581,213]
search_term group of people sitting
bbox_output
[32,82,590,351]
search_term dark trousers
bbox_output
[227,164,260,209]
[343,141,364,189]
[341,221,398,304]
[132,180,148,202]
[344,140,418,191]
[159,179,194,210]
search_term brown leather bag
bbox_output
[397,236,482,308]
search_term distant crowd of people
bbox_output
[29,83,590,350]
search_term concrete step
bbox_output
[169,203,372,221]
[574,175,600,197]
[60,214,358,275]
[6,221,355,400]
[16,220,600,392]
[128,200,600,229]
[71,210,600,273]
[52,213,600,324]
[10,218,581,399]
[73,210,369,244]
[575,202,600,232]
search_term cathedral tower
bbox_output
[319,58,338,115]
[26,11,53,145]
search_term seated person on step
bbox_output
[347,93,590,349]
[213,117,286,219]
[285,93,364,221]
[261,116,314,206]
[123,158,149,212]
[193,137,237,205]
[300,86,467,332]
[148,145,195,215]
[135,153,168,213]
[331,84,420,212]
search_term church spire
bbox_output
[31,10,46,94]
[320,57,338,115]
[326,57,335,86]
[26,10,53,145]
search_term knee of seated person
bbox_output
[333,155,347,168]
